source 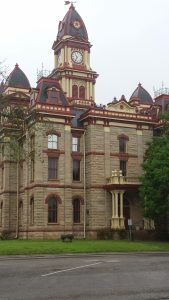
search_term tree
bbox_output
[0,60,7,81]
[0,91,54,238]
[140,113,169,238]
[0,102,38,238]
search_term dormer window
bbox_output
[47,87,62,105]
[48,135,58,149]
[51,89,58,104]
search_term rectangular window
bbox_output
[120,160,127,176]
[73,199,80,223]
[72,137,80,152]
[20,162,23,187]
[0,202,3,226]
[48,198,57,223]
[48,135,58,149]
[48,157,58,179]
[1,167,4,189]
[30,136,35,152]
[31,158,35,181]
[30,198,34,225]
[73,160,80,181]
[119,138,126,153]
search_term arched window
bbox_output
[73,198,80,223]
[79,86,85,99]
[48,134,58,149]
[48,197,57,223]
[30,197,34,225]
[72,85,78,98]
[119,137,126,153]
[19,201,23,226]
[0,202,3,226]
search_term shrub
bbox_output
[0,230,12,240]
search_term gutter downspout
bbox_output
[15,150,19,239]
[83,130,86,239]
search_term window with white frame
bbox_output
[48,134,58,149]
[72,137,80,152]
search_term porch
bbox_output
[104,170,140,230]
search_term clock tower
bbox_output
[51,3,98,106]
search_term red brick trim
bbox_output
[71,153,83,160]
[71,129,84,137]
[86,151,105,156]
[110,153,138,159]
[72,195,84,204]
[46,131,61,137]
[117,134,129,141]
[104,184,139,191]
[43,149,65,157]
[45,193,62,204]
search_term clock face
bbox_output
[73,20,81,29]
[71,51,83,64]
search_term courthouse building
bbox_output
[0,4,168,239]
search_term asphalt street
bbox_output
[0,253,169,300]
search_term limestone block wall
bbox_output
[0,114,154,238]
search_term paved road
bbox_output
[0,253,169,300]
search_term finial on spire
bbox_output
[64,1,76,7]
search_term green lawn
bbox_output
[0,240,169,255]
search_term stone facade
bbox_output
[0,4,161,239]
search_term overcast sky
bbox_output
[1,0,169,104]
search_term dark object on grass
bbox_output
[60,234,74,242]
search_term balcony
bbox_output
[105,170,141,191]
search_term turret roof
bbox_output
[130,83,153,104]
[57,4,88,41]
[6,64,31,89]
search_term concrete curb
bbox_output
[0,251,169,261]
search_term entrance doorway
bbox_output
[123,196,130,229]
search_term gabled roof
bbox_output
[6,64,31,89]
[57,4,88,41]
[107,97,136,113]
[130,83,153,104]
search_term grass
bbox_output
[0,240,169,256]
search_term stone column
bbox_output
[115,192,118,218]
[111,192,115,229]
[119,191,125,229]
[111,191,120,229]
[111,192,115,218]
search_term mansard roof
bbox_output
[6,64,31,89]
[36,77,69,106]
[57,4,88,41]
[130,83,153,104]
